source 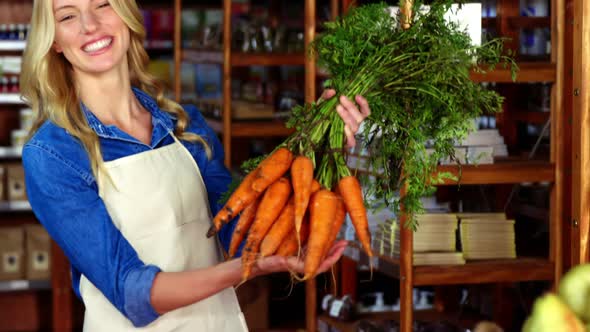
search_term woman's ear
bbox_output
[53,41,63,53]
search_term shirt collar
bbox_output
[81,87,176,138]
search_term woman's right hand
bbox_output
[250,240,348,279]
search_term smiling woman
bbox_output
[16,0,366,331]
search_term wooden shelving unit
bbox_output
[308,1,568,332]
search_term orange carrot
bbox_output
[303,190,338,280]
[290,156,314,244]
[208,168,261,237]
[311,179,321,193]
[338,176,372,258]
[322,196,346,260]
[260,199,295,257]
[241,178,292,281]
[228,197,261,258]
[277,217,310,257]
[252,148,294,193]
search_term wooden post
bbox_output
[222,0,232,167]
[563,0,575,271]
[399,183,414,332]
[571,0,590,264]
[549,0,565,285]
[304,0,317,330]
[51,242,72,330]
[173,0,182,102]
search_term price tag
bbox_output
[9,280,28,290]
[329,299,344,318]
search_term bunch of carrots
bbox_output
[207,147,372,283]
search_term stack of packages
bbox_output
[373,213,465,266]
[458,213,516,260]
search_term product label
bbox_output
[32,250,49,271]
[3,251,20,273]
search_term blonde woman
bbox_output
[20,0,371,330]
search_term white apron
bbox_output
[79,133,249,331]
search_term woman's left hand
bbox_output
[321,89,371,148]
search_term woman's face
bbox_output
[52,0,130,75]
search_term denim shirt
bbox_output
[22,88,238,327]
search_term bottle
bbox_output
[8,24,18,40]
[17,24,26,41]
[0,24,7,40]
[10,77,19,93]
[0,77,8,93]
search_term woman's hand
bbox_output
[322,89,371,148]
[251,240,348,278]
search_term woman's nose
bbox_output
[80,12,99,34]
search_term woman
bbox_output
[20,0,371,331]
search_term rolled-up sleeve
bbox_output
[22,142,161,327]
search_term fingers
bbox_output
[339,95,365,125]
[320,89,336,101]
[355,95,371,117]
[344,125,356,148]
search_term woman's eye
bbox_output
[98,2,110,9]
[59,15,74,22]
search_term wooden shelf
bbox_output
[0,146,22,158]
[508,16,551,29]
[0,41,26,51]
[231,53,305,67]
[205,118,294,137]
[0,201,31,212]
[436,161,555,185]
[470,62,555,83]
[182,49,223,64]
[0,280,50,292]
[346,247,554,286]
[483,17,551,30]
[512,111,551,125]
[182,50,305,67]
[0,94,25,105]
[319,310,440,332]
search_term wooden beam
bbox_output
[305,1,318,330]
[51,241,73,330]
[173,0,181,102]
[222,0,232,167]
[563,0,575,271]
[550,0,565,286]
[571,0,590,264]
[400,183,413,332]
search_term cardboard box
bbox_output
[0,227,25,280]
[236,276,269,331]
[6,163,27,202]
[24,224,51,281]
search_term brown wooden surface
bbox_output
[232,53,305,67]
[436,162,555,185]
[204,118,294,137]
[469,62,556,83]
[550,0,565,286]
[413,258,554,285]
[222,0,232,167]
[339,256,357,301]
[571,0,590,264]
[399,184,413,332]
[51,241,73,331]
[173,0,181,102]
[0,291,51,331]
[512,111,551,125]
[563,0,574,270]
[507,16,551,29]
[304,1,318,330]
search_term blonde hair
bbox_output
[20,0,211,180]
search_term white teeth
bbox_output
[83,38,112,53]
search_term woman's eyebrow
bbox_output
[54,5,75,14]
